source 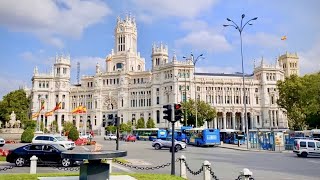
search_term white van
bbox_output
[293,139,320,157]
[32,135,75,150]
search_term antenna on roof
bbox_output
[77,62,80,84]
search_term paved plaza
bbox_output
[1,137,320,180]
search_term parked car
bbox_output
[152,138,187,150]
[293,139,320,157]
[0,137,5,147]
[104,134,117,140]
[125,135,136,142]
[32,135,75,150]
[6,144,76,167]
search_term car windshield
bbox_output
[55,136,67,141]
[51,144,67,151]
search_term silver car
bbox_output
[0,137,5,147]
[152,138,187,150]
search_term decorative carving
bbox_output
[103,96,117,110]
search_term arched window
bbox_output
[116,63,123,69]
[61,115,65,126]
[62,102,65,109]
[138,65,141,70]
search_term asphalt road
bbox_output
[1,137,320,180]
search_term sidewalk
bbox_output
[38,175,137,180]
[218,143,292,153]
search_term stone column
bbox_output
[250,113,254,130]
[213,117,217,129]
[241,112,245,132]
[232,113,236,130]
[223,112,227,129]
[76,115,80,130]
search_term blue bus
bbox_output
[185,128,221,146]
[133,128,167,141]
[176,126,193,142]
[220,129,245,145]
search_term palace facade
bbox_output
[29,15,300,133]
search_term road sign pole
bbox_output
[171,121,175,175]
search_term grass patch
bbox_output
[113,157,129,164]
[0,173,185,180]
[0,156,6,161]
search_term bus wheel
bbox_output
[154,143,161,150]
[197,142,200,147]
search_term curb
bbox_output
[218,146,293,153]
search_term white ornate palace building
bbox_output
[29,15,299,133]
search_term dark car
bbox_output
[6,144,74,167]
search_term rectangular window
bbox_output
[156,97,160,104]
[300,141,306,148]
[156,110,160,124]
[308,142,315,148]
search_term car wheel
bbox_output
[175,144,182,151]
[0,144,4,147]
[154,143,161,150]
[301,152,308,158]
[15,157,25,167]
[61,158,72,167]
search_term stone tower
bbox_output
[278,52,299,77]
[151,43,169,69]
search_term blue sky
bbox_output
[0,0,319,99]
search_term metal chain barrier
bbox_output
[0,165,14,171]
[113,158,179,171]
[206,165,219,180]
[180,158,204,176]
[38,158,79,171]
[235,175,254,180]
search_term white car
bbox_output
[0,137,5,147]
[104,134,117,140]
[152,138,187,151]
[293,139,320,157]
[32,135,75,150]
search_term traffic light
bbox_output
[163,104,172,122]
[174,103,183,122]
[114,114,120,126]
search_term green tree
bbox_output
[68,126,79,141]
[277,73,320,130]
[146,118,155,128]
[135,117,145,129]
[63,122,74,134]
[181,99,217,127]
[106,125,116,133]
[22,120,36,130]
[21,128,35,143]
[120,122,132,133]
[0,89,30,125]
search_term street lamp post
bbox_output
[224,14,258,149]
[184,54,203,127]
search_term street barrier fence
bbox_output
[26,155,254,180]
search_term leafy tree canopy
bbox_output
[277,73,320,130]
[181,99,217,127]
[146,118,155,128]
[0,89,30,124]
[136,117,145,129]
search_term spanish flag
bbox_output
[53,102,62,111]
[40,100,45,111]
[72,106,87,114]
[32,112,40,118]
[45,110,54,117]
[281,36,287,40]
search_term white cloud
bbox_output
[20,51,53,65]
[175,30,232,53]
[299,40,320,75]
[243,32,287,48]
[71,56,105,72]
[131,0,218,22]
[180,20,209,31]
[0,0,112,47]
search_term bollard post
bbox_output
[106,158,113,173]
[240,168,253,180]
[30,155,38,174]
[179,155,187,179]
[203,160,211,180]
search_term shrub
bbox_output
[21,128,35,143]
[68,127,79,141]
